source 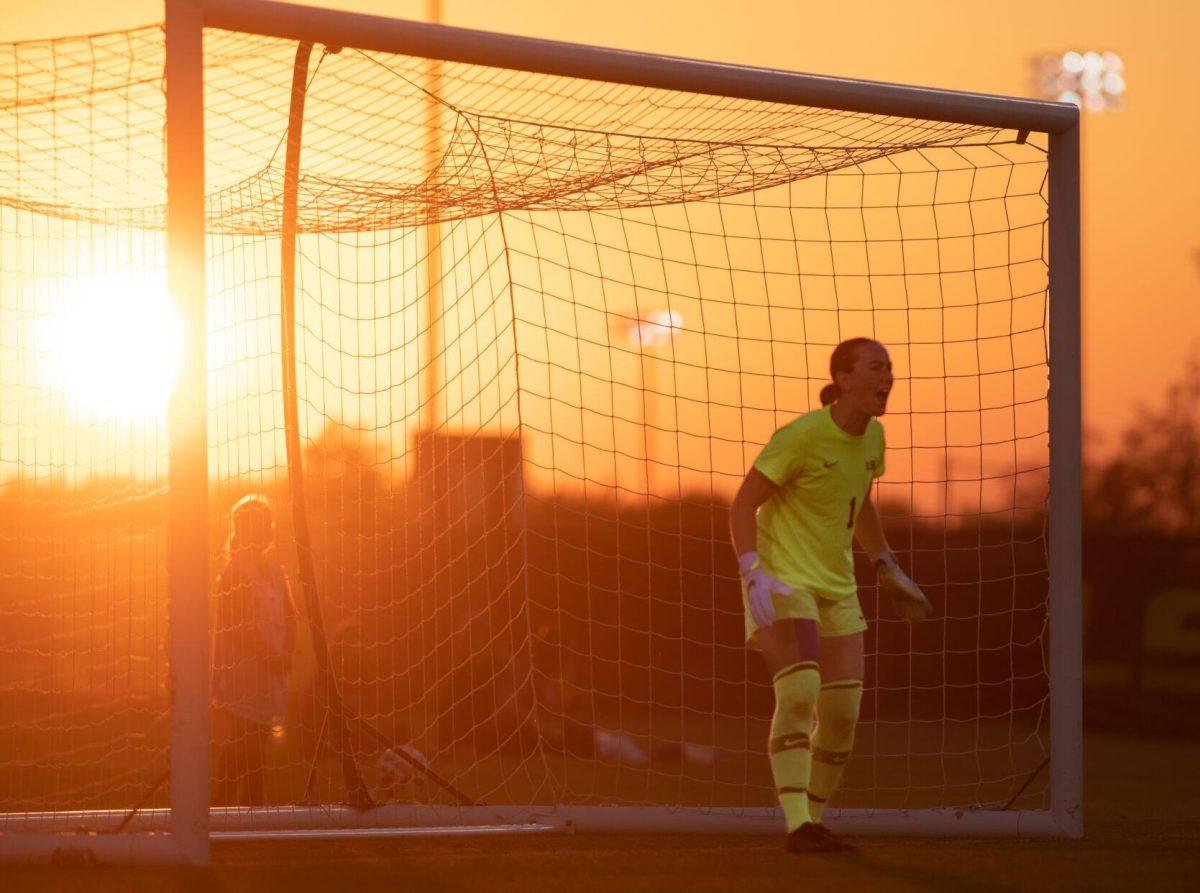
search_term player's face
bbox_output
[838,343,894,417]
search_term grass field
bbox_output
[2,728,1197,891]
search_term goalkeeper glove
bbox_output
[738,551,792,629]
[875,552,933,621]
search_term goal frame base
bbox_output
[2,804,1076,844]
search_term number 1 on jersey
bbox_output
[847,496,856,529]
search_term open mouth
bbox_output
[876,387,891,402]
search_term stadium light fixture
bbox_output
[1033,50,1125,112]
[621,309,685,349]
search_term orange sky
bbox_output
[2,0,1196,457]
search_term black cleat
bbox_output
[811,822,855,851]
[786,822,845,853]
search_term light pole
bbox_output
[613,309,684,498]
[421,0,444,435]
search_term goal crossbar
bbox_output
[200,0,1077,134]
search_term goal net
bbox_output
[0,1,1079,859]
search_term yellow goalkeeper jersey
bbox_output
[752,406,886,598]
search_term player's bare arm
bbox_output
[854,489,932,621]
[729,467,778,558]
[730,468,792,628]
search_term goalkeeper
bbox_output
[729,337,931,854]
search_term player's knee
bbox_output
[816,680,862,743]
[772,662,820,724]
[776,691,817,726]
[820,693,862,727]
[816,709,857,744]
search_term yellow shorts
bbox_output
[743,584,867,645]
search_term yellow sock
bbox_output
[808,679,862,822]
[769,661,820,832]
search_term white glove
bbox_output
[738,552,791,629]
[876,552,933,621]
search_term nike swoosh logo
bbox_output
[823,460,838,468]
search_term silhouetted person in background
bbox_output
[212,495,297,806]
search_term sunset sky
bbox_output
[1,0,1195,459]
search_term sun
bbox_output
[53,273,184,419]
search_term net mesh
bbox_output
[0,23,1052,832]
[0,28,170,828]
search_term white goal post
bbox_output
[0,0,1080,865]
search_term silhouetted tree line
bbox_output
[1082,352,1200,688]
[1085,352,1200,539]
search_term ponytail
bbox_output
[819,382,840,406]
